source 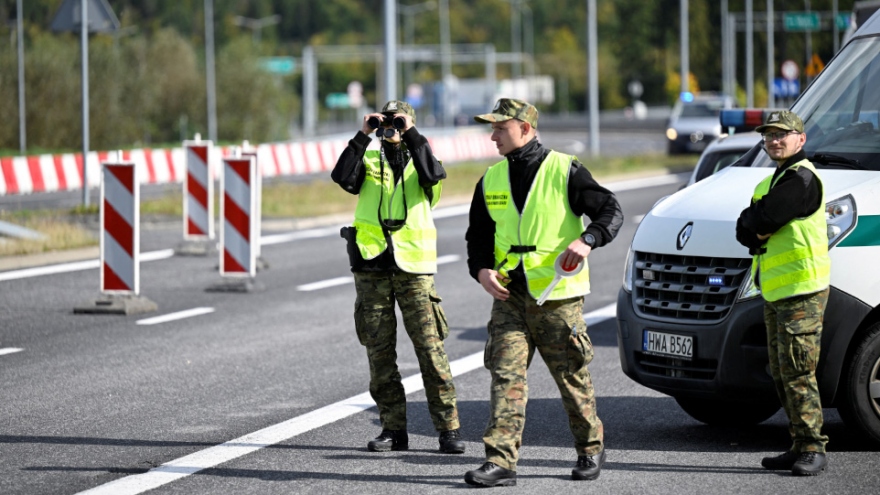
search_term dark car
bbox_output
[666,94,736,155]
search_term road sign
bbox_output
[325,93,350,109]
[347,81,363,108]
[50,0,120,33]
[805,53,825,79]
[836,13,852,31]
[258,57,296,75]
[783,12,821,32]
[774,78,801,98]
[781,60,799,81]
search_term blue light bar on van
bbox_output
[719,109,770,131]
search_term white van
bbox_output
[617,11,880,443]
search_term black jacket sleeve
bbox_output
[739,164,822,236]
[401,127,446,189]
[330,131,372,194]
[465,179,496,281]
[567,161,624,248]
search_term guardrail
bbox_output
[0,128,498,196]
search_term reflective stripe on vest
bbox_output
[483,150,590,300]
[353,150,441,274]
[750,159,830,302]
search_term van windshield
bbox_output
[792,36,880,170]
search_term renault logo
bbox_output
[677,222,693,250]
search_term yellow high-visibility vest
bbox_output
[483,151,590,300]
[353,150,441,274]
[750,160,830,302]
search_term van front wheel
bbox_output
[674,397,780,427]
[838,323,880,445]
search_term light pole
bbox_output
[680,0,689,95]
[399,1,436,89]
[205,0,217,142]
[234,14,281,44]
[16,0,25,154]
[439,0,452,126]
[384,0,397,101]
[500,0,522,79]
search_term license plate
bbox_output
[643,330,693,360]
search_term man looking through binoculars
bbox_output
[331,100,465,454]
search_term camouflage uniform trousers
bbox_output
[353,271,460,432]
[482,283,603,471]
[764,287,830,454]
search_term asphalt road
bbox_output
[2,173,879,494]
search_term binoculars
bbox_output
[368,115,406,130]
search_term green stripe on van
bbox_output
[837,215,880,247]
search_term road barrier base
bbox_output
[205,278,265,293]
[73,294,159,315]
[174,239,219,257]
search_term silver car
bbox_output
[685,131,762,187]
[666,94,737,155]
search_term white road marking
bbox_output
[296,255,461,292]
[0,348,24,356]
[297,276,353,292]
[75,303,617,495]
[436,254,460,264]
[136,307,215,326]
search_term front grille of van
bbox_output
[636,352,718,380]
[633,252,751,323]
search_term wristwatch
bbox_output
[581,233,596,248]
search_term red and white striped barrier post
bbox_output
[184,134,214,240]
[241,140,267,270]
[208,148,262,292]
[74,152,157,314]
[175,134,217,256]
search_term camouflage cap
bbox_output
[381,100,416,124]
[474,98,539,129]
[755,110,804,133]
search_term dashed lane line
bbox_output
[136,307,216,326]
[296,254,461,292]
[75,303,617,495]
[0,348,24,356]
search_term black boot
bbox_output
[439,429,466,454]
[464,462,517,487]
[367,429,408,452]
[792,452,827,476]
[571,450,606,480]
[761,451,799,470]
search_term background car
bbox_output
[666,93,737,155]
[685,131,762,187]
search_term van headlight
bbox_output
[738,271,761,300]
[738,195,856,301]
[666,128,678,141]
[826,195,856,248]
[622,245,634,292]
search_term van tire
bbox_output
[674,397,780,426]
[838,323,880,445]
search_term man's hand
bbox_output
[362,113,384,135]
[394,113,414,132]
[478,268,510,301]
[558,237,591,272]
